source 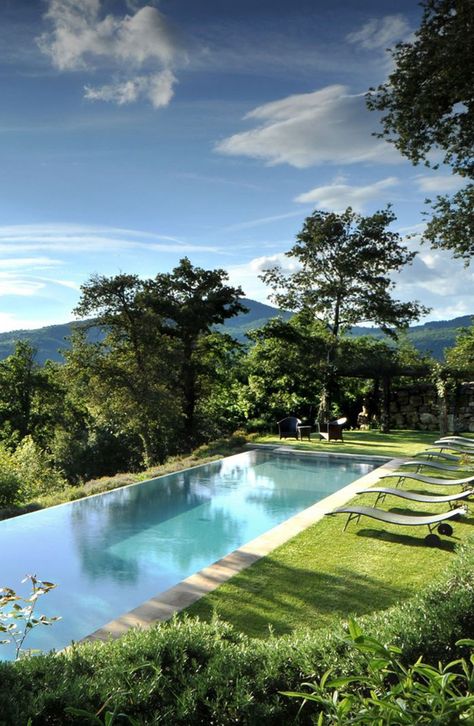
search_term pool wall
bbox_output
[84,447,404,644]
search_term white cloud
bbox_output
[414,173,464,195]
[84,69,177,108]
[219,210,304,233]
[38,1,183,108]
[346,14,411,50]
[0,275,46,297]
[0,257,62,270]
[295,176,398,212]
[216,85,401,168]
[0,224,222,254]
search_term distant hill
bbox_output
[0,301,470,364]
[0,299,291,364]
[351,315,474,360]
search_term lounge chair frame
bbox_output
[357,486,473,510]
[380,471,474,490]
[327,505,466,545]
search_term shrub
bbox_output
[12,436,66,500]
[282,621,474,723]
[0,448,21,508]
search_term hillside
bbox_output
[0,299,291,364]
[0,301,471,363]
[351,315,474,360]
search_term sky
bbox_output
[0,0,471,333]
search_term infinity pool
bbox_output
[0,449,378,658]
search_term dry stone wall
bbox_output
[390,382,474,432]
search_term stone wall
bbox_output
[390,382,474,432]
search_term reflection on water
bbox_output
[0,450,377,658]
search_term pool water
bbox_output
[0,449,378,658]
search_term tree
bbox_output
[142,258,246,445]
[72,274,177,466]
[244,314,330,424]
[0,341,61,446]
[367,0,474,261]
[261,207,428,338]
[445,323,474,374]
[72,259,246,461]
[261,207,428,422]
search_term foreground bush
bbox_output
[1,536,474,724]
[283,621,474,723]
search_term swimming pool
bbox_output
[0,449,379,658]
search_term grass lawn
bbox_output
[184,429,474,637]
[252,428,447,459]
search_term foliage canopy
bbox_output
[367,0,474,261]
[261,207,428,337]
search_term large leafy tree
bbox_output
[0,341,64,446]
[142,258,246,445]
[72,273,173,466]
[261,207,428,338]
[72,259,245,461]
[367,0,474,261]
[244,314,330,424]
[261,207,428,422]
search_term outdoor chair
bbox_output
[326,504,467,546]
[380,470,474,490]
[437,436,474,448]
[399,459,472,474]
[321,416,347,442]
[277,416,301,440]
[357,485,474,510]
[434,440,474,455]
[414,449,463,463]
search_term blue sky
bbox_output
[0,0,471,332]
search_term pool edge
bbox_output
[82,452,403,645]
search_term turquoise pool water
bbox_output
[0,449,378,658]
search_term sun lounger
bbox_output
[436,436,474,448]
[380,471,474,489]
[399,460,472,474]
[358,486,473,509]
[433,441,474,455]
[326,505,466,545]
[414,450,463,462]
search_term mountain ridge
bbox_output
[0,299,470,364]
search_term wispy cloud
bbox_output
[0,257,62,270]
[38,1,184,108]
[294,176,399,212]
[346,14,411,50]
[216,85,401,168]
[0,224,223,254]
[218,211,305,233]
[0,274,46,297]
[413,173,465,195]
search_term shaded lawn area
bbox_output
[184,430,474,638]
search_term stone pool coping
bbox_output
[83,448,404,644]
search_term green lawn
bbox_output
[253,428,447,458]
[184,430,474,637]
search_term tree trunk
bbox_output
[380,376,391,433]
